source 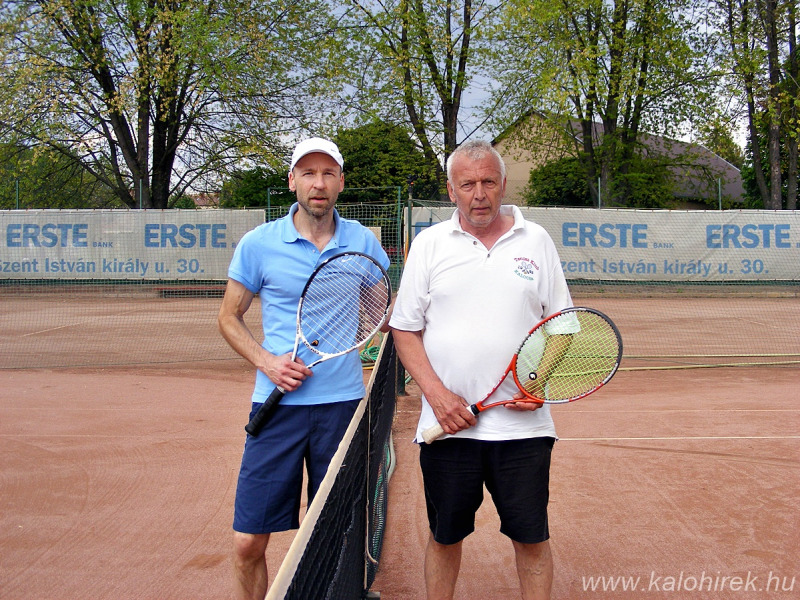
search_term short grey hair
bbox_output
[446,140,506,182]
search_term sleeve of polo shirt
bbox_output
[226,227,263,294]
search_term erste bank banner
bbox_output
[409,207,800,282]
[1,209,265,280]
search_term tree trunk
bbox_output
[763,0,783,209]
[786,0,798,210]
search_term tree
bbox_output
[740,106,794,208]
[697,118,746,169]
[523,153,675,208]
[219,167,288,208]
[339,0,502,187]
[0,143,122,208]
[0,0,343,209]
[334,121,440,200]
[523,157,592,207]
[490,0,720,207]
[218,122,439,208]
[717,0,799,209]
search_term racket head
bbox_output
[297,252,391,361]
[505,307,622,405]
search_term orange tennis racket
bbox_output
[422,307,622,443]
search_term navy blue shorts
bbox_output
[419,437,555,545]
[233,400,359,534]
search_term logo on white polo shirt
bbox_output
[513,257,540,280]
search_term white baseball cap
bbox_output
[289,137,344,173]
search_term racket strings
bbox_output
[300,256,390,356]
[515,311,621,402]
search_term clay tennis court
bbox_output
[1,292,798,599]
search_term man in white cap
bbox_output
[218,137,390,600]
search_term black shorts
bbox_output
[419,436,555,545]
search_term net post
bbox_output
[395,357,408,396]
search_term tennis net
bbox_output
[265,332,397,600]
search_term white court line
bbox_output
[20,309,146,337]
[560,435,800,441]
[563,409,799,413]
[21,323,84,337]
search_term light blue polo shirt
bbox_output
[228,203,390,405]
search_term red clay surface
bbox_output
[2,359,798,599]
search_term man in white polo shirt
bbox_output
[390,140,573,600]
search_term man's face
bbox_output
[288,152,344,218]
[446,153,506,232]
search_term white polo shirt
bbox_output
[390,205,573,442]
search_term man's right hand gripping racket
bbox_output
[422,307,622,443]
[245,252,391,437]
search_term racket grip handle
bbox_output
[421,423,445,444]
[244,386,286,437]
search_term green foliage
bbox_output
[740,163,764,209]
[334,122,440,201]
[697,120,745,170]
[169,195,197,209]
[219,167,289,208]
[339,0,499,184]
[0,144,123,209]
[609,158,675,209]
[0,0,767,212]
[490,0,719,207]
[524,158,592,207]
[0,0,344,208]
[217,123,439,208]
[719,0,797,209]
[740,118,791,209]
[524,153,675,208]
